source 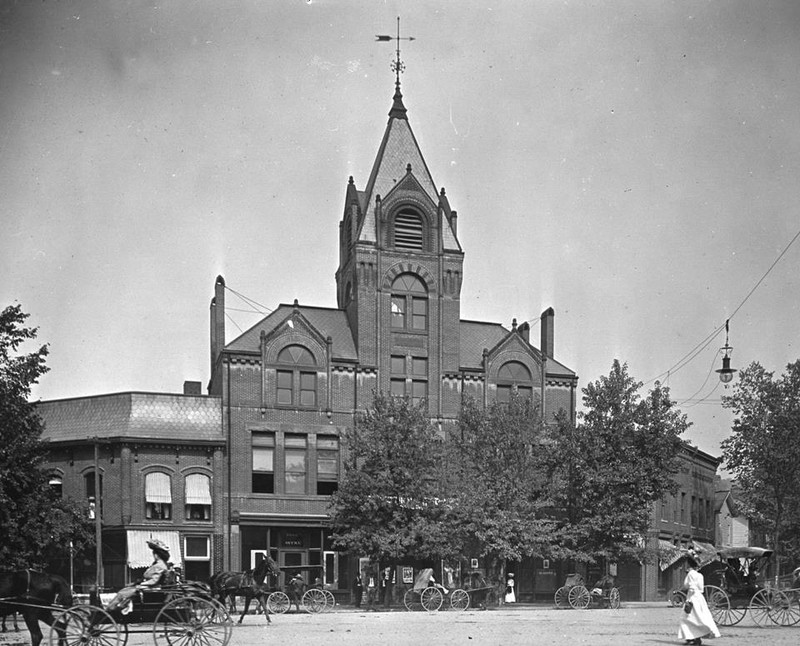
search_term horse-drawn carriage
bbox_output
[554,573,621,610]
[50,576,232,646]
[701,546,800,627]
[265,564,335,614]
[401,568,473,612]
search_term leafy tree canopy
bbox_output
[447,393,555,567]
[0,304,93,569]
[547,360,687,563]
[329,393,451,565]
[721,360,800,569]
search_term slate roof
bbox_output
[459,319,576,377]
[37,392,223,444]
[225,304,358,361]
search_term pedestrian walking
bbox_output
[505,573,516,604]
[352,573,363,608]
[365,569,378,611]
[677,557,720,645]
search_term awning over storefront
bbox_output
[144,472,172,503]
[691,540,718,568]
[185,474,212,505]
[658,540,685,571]
[126,530,182,568]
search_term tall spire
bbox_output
[375,17,415,120]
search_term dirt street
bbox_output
[129,602,799,646]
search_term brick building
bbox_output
[35,72,718,603]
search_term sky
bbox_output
[2,0,799,462]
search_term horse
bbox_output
[1,607,19,632]
[0,570,72,646]
[210,556,279,624]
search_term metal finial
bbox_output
[375,17,415,90]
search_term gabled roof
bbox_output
[458,319,576,378]
[225,304,357,362]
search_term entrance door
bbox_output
[281,551,305,588]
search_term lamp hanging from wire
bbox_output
[715,319,737,385]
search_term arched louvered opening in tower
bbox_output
[393,208,424,250]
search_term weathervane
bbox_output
[376,17,415,90]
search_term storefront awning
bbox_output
[145,472,172,503]
[185,474,212,505]
[658,540,685,571]
[126,530,182,568]
[691,540,718,568]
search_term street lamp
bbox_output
[715,320,737,385]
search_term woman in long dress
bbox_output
[504,573,516,604]
[678,557,720,645]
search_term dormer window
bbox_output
[276,344,317,407]
[392,208,424,250]
[497,361,533,403]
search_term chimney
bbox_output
[518,321,530,344]
[183,381,202,395]
[540,307,554,358]
[210,275,226,378]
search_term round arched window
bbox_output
[276,345,317,407]
[390,273,428,331]
[497,361,533,403]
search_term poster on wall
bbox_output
[402,566,414,584]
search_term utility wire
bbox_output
[646,225,800,387]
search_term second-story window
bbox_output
[390,354,428,405]
[390,274,427,332]
[185,473,212,521]
[252,432,275,494]
[316,436,339,496]
[285,434,307,494]
[276,345,317,407]
[145,472,172,520]
[496,361,533,403]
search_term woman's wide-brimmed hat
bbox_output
[146,538,170,554]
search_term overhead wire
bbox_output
[646,225,800,391]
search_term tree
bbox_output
[547,360,688,563]
[446,393,556,578]
[329,393,451,566]
[720,360,800,574]
[0,304,93,569]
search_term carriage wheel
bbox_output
[702,585,739,627]
[302,588,327,613]
[450,589,470,611]
[49,605,121,646]
[154,596,232,646]
[420,587,443,612]
[776,591,800,626]
[749,588,784,627]
[568,585,590,609]
[266,591,290,614]
[322,589,336,612]
[761,589,797,627]
[608,587,621,610]
[403,589,421,611]
[554,586,569,608]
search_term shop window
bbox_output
[145,472,172,520]
[285,435,307,494]
[185,473,212,521]
[316,436,339,496]
[252,432,275,494]
[184,535,210,582]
